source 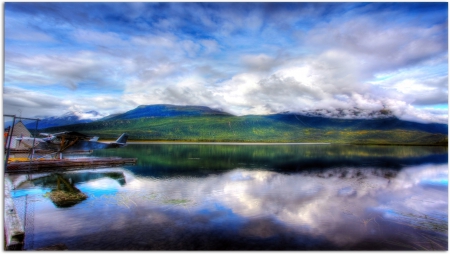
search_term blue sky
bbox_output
[3,2,448,124]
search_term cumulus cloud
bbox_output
[3,86,135,119]
[3,87,72,118]
[200,39,219,55]
[5,15,56,43]
[5,50,122,90]
[242,54,278,73]
[3,2,448,124]
[73,29,126,47]
[302,17,447,76]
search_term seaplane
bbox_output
[16,131,128,155]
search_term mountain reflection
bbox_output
[91,144,448,178]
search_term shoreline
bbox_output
[125,141,332,145]
[99,140,447,146]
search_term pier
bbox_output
[6,157,137,173]
[4,178,25,250]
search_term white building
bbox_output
[5,121,39,150]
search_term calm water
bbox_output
[9,144,448,250]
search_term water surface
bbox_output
[10,144,448,250]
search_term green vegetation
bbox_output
[42,115,448,145]
[46,190,88,207]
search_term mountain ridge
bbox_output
[18,104,448,145]
[23,110,106,129]
[264,113,448,135]
[25,104,447,127]
[105,104,233,120]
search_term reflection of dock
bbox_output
[8,149,72,154]
[5,168,131,250]
[6,157,137,173]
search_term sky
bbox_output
[3,2,448,124]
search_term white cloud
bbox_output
[73,29,126,47]
[5,15,56,43]
[5,50,121,90]
[3,3,448,124]
[303,18,447,76]
[200,39,219,54]
[3,86,136,119]
[241,54,277,73]
[131,34,177,48]
[3,87,71,118]
[180,40,201,58]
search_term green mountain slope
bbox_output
[106,104,232,120]
[41,114,448,145]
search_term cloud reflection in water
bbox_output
[70,163,447,249]
[13,162,448,250]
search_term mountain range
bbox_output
[34,104,448,145]
[12,105,230,129]
[21,110,106,129]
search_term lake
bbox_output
[9,144,448,250]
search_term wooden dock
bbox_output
[4,177,25,250]
[6,157,137,173]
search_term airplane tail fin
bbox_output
[114,133,128,144]
[90,136,99,141]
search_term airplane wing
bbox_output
[15,137,45,142]
[51,131,93,140]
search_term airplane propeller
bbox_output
[18,134,23,146]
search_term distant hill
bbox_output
[106,104,232,120]
[265,113,448,135]
[24,110,106,129]
[98,113,123,121]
